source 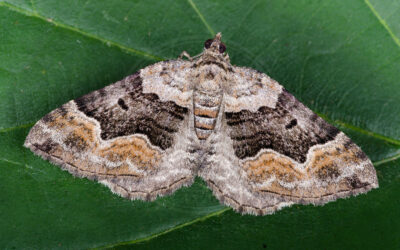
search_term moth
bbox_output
[25,33,378,215]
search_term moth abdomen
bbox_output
[193,87,222,140]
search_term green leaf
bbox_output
[0,0,399,249]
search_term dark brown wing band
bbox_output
[74,72,188,150]
[225,89,339,163]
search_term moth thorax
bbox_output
[193,88,222,140]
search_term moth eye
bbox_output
[219,43,226,53]
[204,39,213,49]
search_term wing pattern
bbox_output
[198,66,378,215]
[25,61,198,201]
[25,35,378,215]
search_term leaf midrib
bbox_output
[2,1,400,249]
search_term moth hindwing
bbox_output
[25,33,378,215]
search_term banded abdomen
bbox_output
[193,89,222,140]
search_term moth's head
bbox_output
[202,33,229,62]
[204,33,226,53]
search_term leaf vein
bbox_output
[0,2,164,61]
[93,207,230,249]
[364,0,400,49]
[187,0,215,36]
[0,122,35,133]
[316,112,400,146]
[374,152,400,166]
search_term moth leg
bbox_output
[179,51,203,61]
[179,51,192,60]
